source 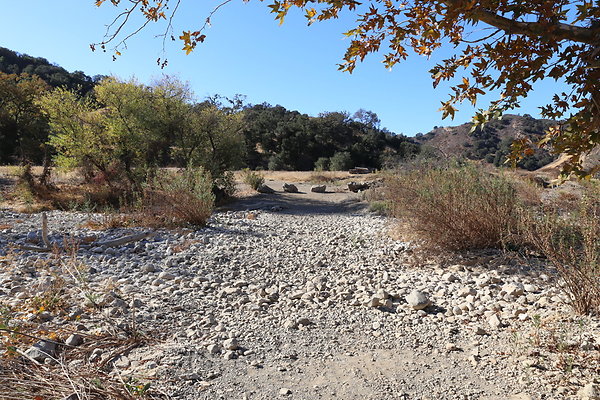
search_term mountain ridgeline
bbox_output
[0,47,101,95]
[416,114,558,170]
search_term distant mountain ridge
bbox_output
[0,46,100,95]
[416,114,558,170]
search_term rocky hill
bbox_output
[416,114,557,170]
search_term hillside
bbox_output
[416,114,557,170]
[0,46,99,95]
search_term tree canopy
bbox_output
[94,0,600,178]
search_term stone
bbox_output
[223,338,239,350]
[65,334,84,347]
[158,271,175,280]
[207,344,220,354]
[578,383,600,399]
[458,287,477,297]
[347,182,369,192]
[279,388,292,395]
[442,273,459,283]
[142,264,156,273]
[474,326,487,335]
[282,183,299,193]
[405,290,430,310]
[25,340,57,362]
[488,314,503,330]
[502,283,525,297]
[445,343,459,352]
[257,184,275,194]
[311,185,326,193]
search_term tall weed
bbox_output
[520,185,599,315]
[386,161,519,250]
[143,167,214,227]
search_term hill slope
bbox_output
[416,114,557,170]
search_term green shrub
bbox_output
[144,167,214,226]
[241,168,265,191]
[314,157,330,171]
[330,151,353,171]
[386,161,519,250]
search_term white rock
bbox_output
[488,314,503,330]
[223,338,239,350]
[578,383,600,399]
[405,290,430,310]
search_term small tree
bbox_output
[330,151,353,171]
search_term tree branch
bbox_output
[465,7,599,46]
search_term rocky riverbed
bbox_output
[0,192,598,399]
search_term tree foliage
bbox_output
[241,104,419,170]
[40,76,244,190]
[0,72,49,164]
[94,0,600,178]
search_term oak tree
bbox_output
[94,0,599,177]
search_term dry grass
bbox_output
[140,167,214,227]
[519,185,600,315]
[386,162,520,251]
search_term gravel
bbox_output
[1,203,598,399]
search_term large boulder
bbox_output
[347,181,369,192]
[257,184,275,194]
[311,185,326,193]
[282,183,299,193]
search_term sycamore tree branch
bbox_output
[444,1,599,46]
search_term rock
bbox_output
[442,273,459,283]
[509,393,533,400]
[158,271,175,280]
[142,264,156,273]
[223,338,239,350]
[279,388,292,395]
[445,343,459,352]
[347,182,369,192]
[311,185,326,193]
[502,283,525,297]
[458,287,477,297]
[282,183,299,193]
[257,184,275,194]
[25,340,57,362]
[578,383,600,399]
[405,290,430,310]
[474,326,487,335]
[65,334,84,347]
[207,344,220,354]
[488,314,503,330]
[223,350,237,360]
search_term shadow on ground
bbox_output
[221,191,369,216]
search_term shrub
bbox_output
[330,151,353,171]
[143,167,214,226]
[386,161,519,250]
[314,157,330,171]
[268,155,285,171]
[241,168,265,191]
[520,185,599,315]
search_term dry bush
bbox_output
[309,173,336,184]
[141,167,214,227]
[386,161,519,251]
[520,185,600,315]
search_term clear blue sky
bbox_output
[1,0,567,136]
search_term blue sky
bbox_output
[1,0,568,136]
